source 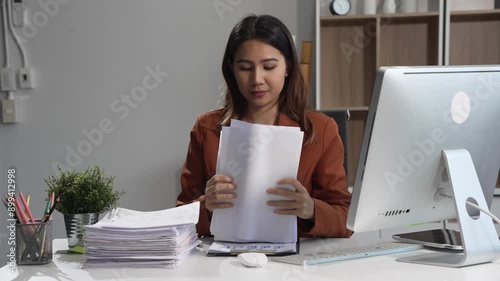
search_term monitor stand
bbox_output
[397,149,500,267]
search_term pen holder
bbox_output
[16,220,53,265]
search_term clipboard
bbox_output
[207,241,299,257]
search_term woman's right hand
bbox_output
[205,175,237,212]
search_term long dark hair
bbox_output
[220,14,313,143]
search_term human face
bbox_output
[232,39,287,115]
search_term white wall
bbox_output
[0,0,316,266]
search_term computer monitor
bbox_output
[346,65,500,267]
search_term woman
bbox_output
[177,14,352,238]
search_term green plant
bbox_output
[45,165,125,214]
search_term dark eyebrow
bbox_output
[236,58,279,64]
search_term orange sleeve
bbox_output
[176,118,212,237]
[299,118,353,238]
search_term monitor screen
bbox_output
[347,65,500,232]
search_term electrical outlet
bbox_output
[19,67,35,89]
[1,67,16,91]
[2,99,18,123]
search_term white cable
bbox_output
[2,0,10,67]
[2,0,14,100]
[439,192,500,224]
[466,201,500,225]
[6,0,27,67]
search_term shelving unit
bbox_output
[317,8,500,187]
[319,12,440,185]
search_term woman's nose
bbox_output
[251,68,264,85]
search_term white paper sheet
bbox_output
[87,201,200,229]
[210,120,303,243]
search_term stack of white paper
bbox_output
[83,202,201,268]
[211,119,304,243]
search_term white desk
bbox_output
[2,231,500,281]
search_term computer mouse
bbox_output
[237,252,268,268]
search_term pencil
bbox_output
[25,193,31,220]
[13,195,29,224]
[19,191,35,223]
[50,192,55,209]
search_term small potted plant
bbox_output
[45,165,125,252]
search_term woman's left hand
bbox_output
[266,178,315,220]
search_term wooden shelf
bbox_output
[319,12,440,185]
[320,18,376,110]
[450,9,500,16]
[378,16,439,67]
[320,12,439,22]
[449,10,500,65]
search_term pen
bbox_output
[19,191,35,223]
[41,198,51,223]
[43,197,59,223]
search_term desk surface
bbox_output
[2,231,500,281]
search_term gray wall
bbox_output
[0,0,315,266]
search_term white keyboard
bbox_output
[270,242,423,266]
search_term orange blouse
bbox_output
[176,109,353,238]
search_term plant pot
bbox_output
[63,213,99,253]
